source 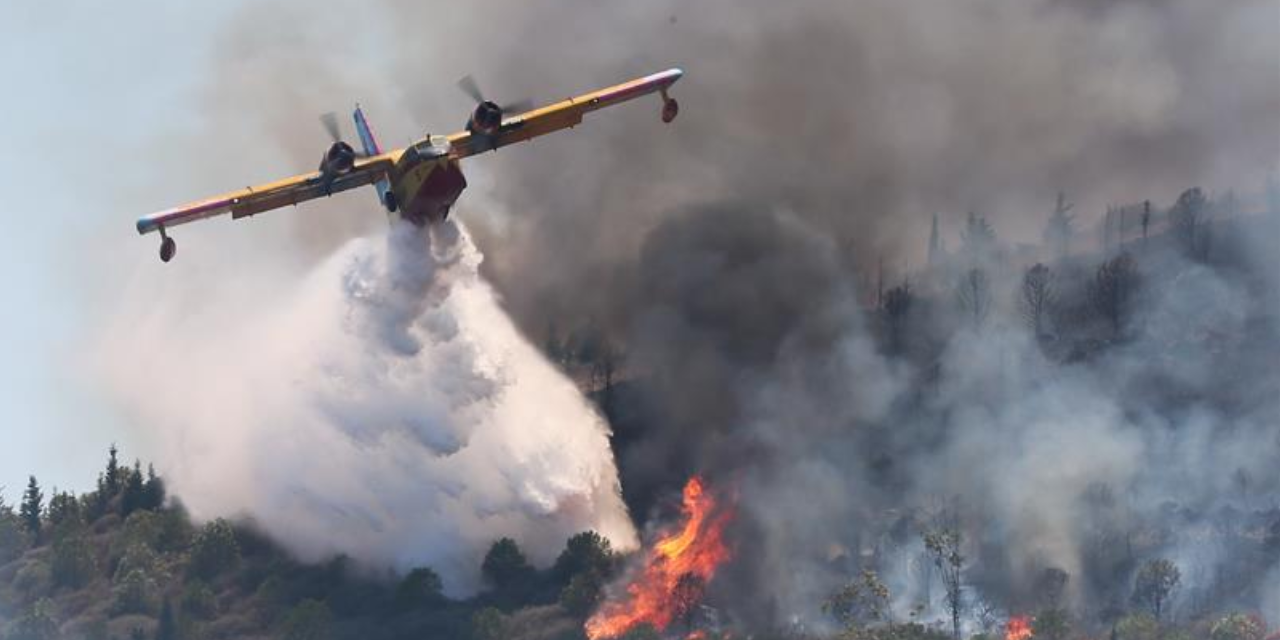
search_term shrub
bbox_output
[278,599,334,640]
[50,533,97,588]
[1211,613,1267,640]
[112,567,158,615]
[1115,613,1160,640]
[14,560,53,597]
[8,598,59,640]
[182,579,218,619]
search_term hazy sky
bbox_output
[0,2,247,497]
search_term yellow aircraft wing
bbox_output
[446,68,683,160]
[135,152,399,236]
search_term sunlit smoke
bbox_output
[94,220,637,594]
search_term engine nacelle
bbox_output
[467,101,503,136]
[319,141,356,175]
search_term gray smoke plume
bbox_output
[94,0,1280,630]
[94,221,636,595]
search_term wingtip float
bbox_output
[135,68,685,263]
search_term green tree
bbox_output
[187,518,239,579]
[114,543,160,583]
[117,510,164,557]
[50,532,96,588]
[1209,613,1266,640]
[824,568,891,631]
[471,606,507,640]
[279,599,334,640]
[481,537,534,591]
[142,464,166,511]
[553,531,614,584]
[156,503,194,552]
[86,473,109,523]
[8,598,59,640]
[113,567,158,615]
[121,461,146,517]
[395,566,445,611]
[1033,609,1071,640]
[1130,558,1180,621]
[45,491,83,538]
[20,475,44,540]
[105,444,123,496]
[0,493,30,563]
[559,570,605,618]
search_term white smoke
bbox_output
[94,219,637,595]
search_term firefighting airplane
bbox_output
[136,69,684,262]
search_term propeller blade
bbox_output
[320,112,342,143]
[499,99,534,115]
[457,74,486,104]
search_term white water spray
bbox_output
[96,220,637,595]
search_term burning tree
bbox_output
[584,477,733,640]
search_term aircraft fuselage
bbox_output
[387,137,468,226]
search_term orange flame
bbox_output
[585,476,734,640]
[1005,615,1034,640]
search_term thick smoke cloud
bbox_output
[95,222,636,595]
[96,0,1279,630]
[358,0,1277,629]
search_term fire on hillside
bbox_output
[586,476,734,639]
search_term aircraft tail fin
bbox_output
[353,105,395,212]
[353,104,382,156]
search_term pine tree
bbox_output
[105,444,122,496]
[19,476,43,540]
[121,461,146,517]
[143,464,166,511]
[87,472,109,522]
